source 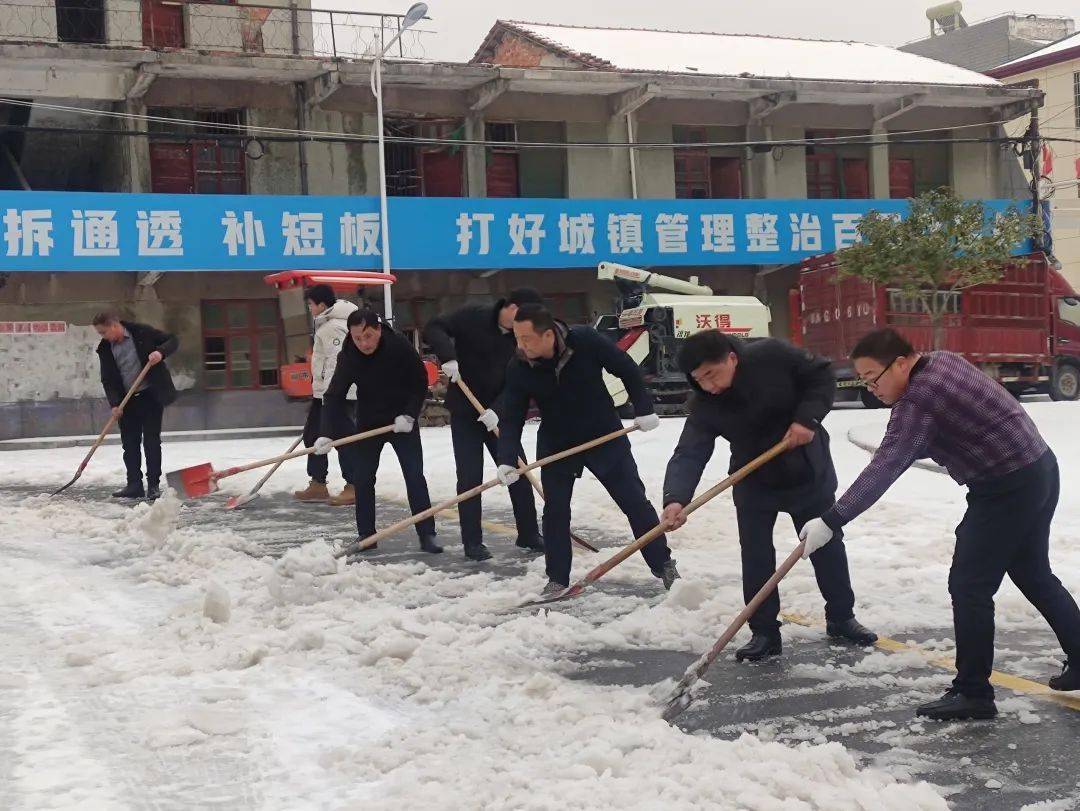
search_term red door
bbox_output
[805,154,838,198]
[842,159,870,198]
[421,150,463,197]
[889,159,915,199]
[142,0,184,48]
[709,156,742,198]
[149,143,195,193]
[486,151,519,198]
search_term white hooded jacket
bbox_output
[311,299,358,400]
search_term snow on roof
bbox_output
[991,30,1080,75]
[493,22,1000,86]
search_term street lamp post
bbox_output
[370,2,427,323]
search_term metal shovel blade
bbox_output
[165,463,217,499]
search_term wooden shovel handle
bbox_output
[455,378,545,495]
[578,440,792,585]
[340,425,638,555]
[213,424,395,482]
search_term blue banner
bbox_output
[0,192,1030,272]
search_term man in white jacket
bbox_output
[294,285,358,505]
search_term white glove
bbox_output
[393,415,415,434]
[799,518,836,559]
[313,436,334,455]
[441,360,460,383]
[477,408,499,433]
[496,464,520,486]
[634,413,660,432]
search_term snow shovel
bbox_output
[454,377,598,554]
[51,360,154,496]
[225,434,304,510]
[336,425,638,558]
[518,439,791,609]
[167,424,395,500]
[660,540,805,723]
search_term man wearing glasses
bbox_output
[801,328,1080,720]
[662,330,877,663]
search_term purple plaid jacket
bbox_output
[823,351,1047,529]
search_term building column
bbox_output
[869,123,890,199]
[465,114,486,197]
[122,99,151,194]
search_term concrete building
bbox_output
[0,12,1042,438]
[899,3,1074,73]
[987,33,1080,290]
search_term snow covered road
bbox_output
[1,403,1078,809]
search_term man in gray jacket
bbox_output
[294,284,358,505]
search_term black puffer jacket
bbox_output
[96,321,179,407]
[662,337,837,505]
[497,322,653,469]
[321,325,428,434]
[423,301,517,417]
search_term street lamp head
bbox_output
[403,2,427,29]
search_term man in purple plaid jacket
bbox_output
[800,328,1080,721]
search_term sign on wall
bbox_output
[0,192,1030,272]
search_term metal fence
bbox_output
[0,0,429,59]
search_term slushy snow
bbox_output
[1,402,1078,807]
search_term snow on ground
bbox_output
[1,401,1079,808]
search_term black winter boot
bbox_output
[146,482,162,501]
[464,543,492,562]
[516,533,544,553]
[826,617,878,646]
[735,632,782,662]
[112,481,145,499]
[1049,660,1079,691]
[916,689,997,721]
[418,535,443,554]
[652,559,680,590]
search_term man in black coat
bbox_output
[317,308,442,555]
[497,304,678,597]
[93,311,179,500]
[423,288,544,561]
[661,330,876,661]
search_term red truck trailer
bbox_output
[791,252,1080,404]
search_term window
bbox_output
[148,109,246,194]
[485,123,520,198]
[673,127,710,199]
[385,119,464,197]
[1058,297,1080,328]
[202,300,283,390]
[1075,72,1080,129]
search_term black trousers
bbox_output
[302,398,351,484]
[340,425,435,540]
[950,450,1080,699]
[734,483,856,635]
[118,392,164,486]
[540,442,671,587]
[451,413,539,547]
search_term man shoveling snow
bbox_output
[800,328,1080,721]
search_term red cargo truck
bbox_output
[791,252,1080,404]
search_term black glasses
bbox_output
[864,357,898,390]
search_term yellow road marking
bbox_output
[783,612,1080,712]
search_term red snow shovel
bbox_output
[52,361,154,496]
[167,424,395,499]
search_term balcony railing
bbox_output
[0,0,429,60]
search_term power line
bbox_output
[0,96,1025,151]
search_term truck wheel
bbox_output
[1050,364,1080,402]
[860,388,885,409]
